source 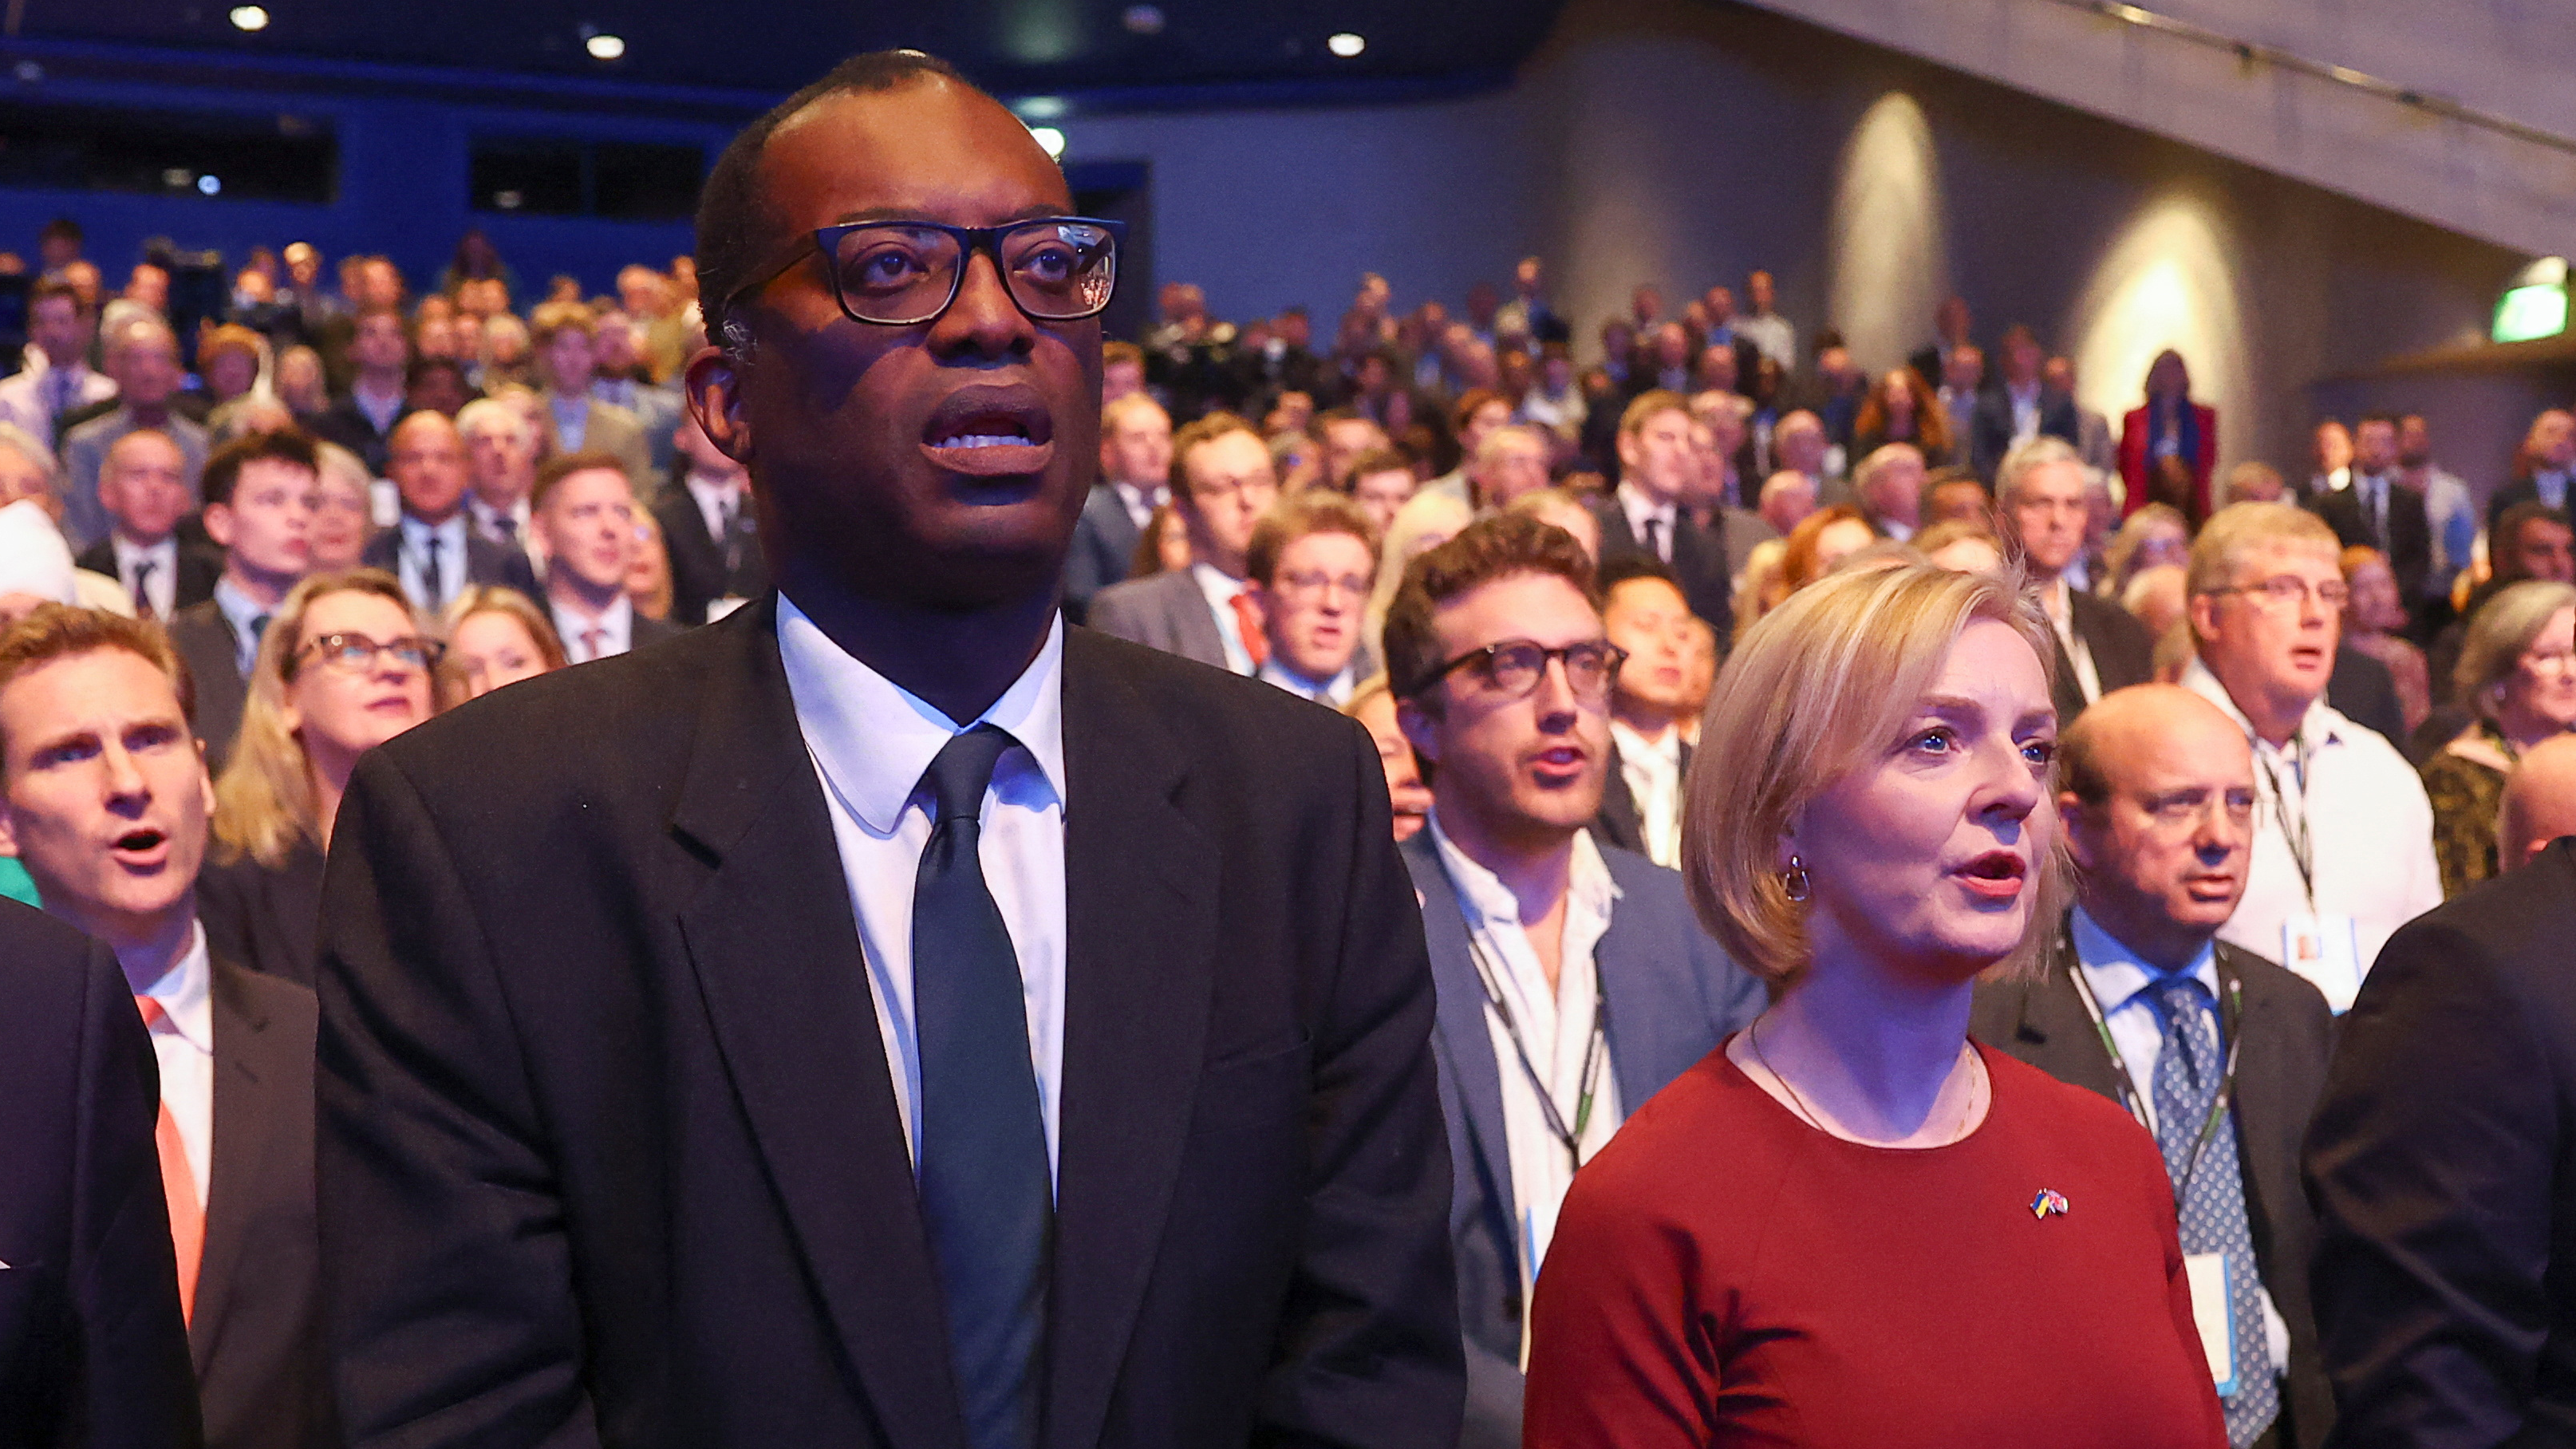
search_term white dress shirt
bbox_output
[2180,658,2444,1008]
[2039,576,2105,705]
[2006,381,2042,444]
[682,473,744,547]
[1608,718,1683,867]
[134,922,215,1210]
[2068,906,2292,1372]
[1110,480,1163,531]
[111,535,179,618]
[553,594,637,663]
[395,513,474,612]
[1190,561,1257,675]
[1426,815,1623,1310]
[212,577,272,678]
[777,598,1068,1183]
[1616,484,1679,564]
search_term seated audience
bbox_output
[1758,467,1819,536]
[2305,418,2353,500]
[1590,555,1697,867]
[2223,460,2288,507]
[441,585,568,705]
[1129,500,1191,579]
[0,277,116,449]
[2003,437,2153,726]
[361,410,538,614]
[2498,733,2576,871]
[1383,514,1760,1444]
[2123,563,2191,661]
[1779,503,1874,594]
[0,606,333,1447]
[2418,581,2576,898]
[1526,562,2222,1446]
[527,301,652,488]
[1850,366,1955,469]
[195,326,264,409]
[2339,546,2431,739]
[62,318,208,552]
[1592,391,1739,634]
[1348,447,1421,539]
[1245,492,1375,703]
[2314,413,2433,611]
[456,396,542,558]
[1091,412,1280,673]
[272,345,329,420]
[1367,488,1477,667]
[1922,468,1991,529]
[2304,783,2576,1444]
[1916,518,2004,574]
[1065,392,1170,622]
[309,442,375,573]
[2101,503,2191,602]
[1968,325,2081,481]
[1769,409,1831,498]
[2180,503,2441,1007]
[76,428,217,621]
[532,453,671,664]
[656,407,767,627]
[200,570,437,989]
[1463,424,1551,513]
[2486,405,2575,534]
[1974,684,2336,1447]
[307,308,412,476]
[1851,442,1926,541]
[1342,676,1430,842]
[2120,349,2217,522]
[168,431,320,774]
[1506,486,1600,562]
[1318,409,1390,491]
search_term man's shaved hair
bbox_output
[696,49,978,348]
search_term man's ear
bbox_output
[2187,591,2219,649]
[0,799,18,859]
[1395,695,1442,768]
[684,345,751,466]
[202,502,236,551]
[2057,792,2097,873]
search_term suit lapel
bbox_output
[1042,630,1222,1449]
[2002,932,2132,1107]
[2215,945,2292,1227]
[1166,571,1229,671]
[191,958,288,1372]
[669,602,965,1449]
[1397,833,1516,1235]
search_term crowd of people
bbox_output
[1,45,2574,1449]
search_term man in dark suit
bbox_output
[657,405,767,626]
[0,606,329,1449]
[2326,642,2408,753]
[1062,391,1168,623]
[2306,836,2576,1445]
[1968,325,2081,482]
[1999,436,2152,726]
[1590,556,1695,866]
[166,430,321,773]
[1590,389,1737,640]
[315,51,1462,1449]
[1088,411,1278,673]
[74,428,219,620]
[2313,413,2433,611]
[1973,685,2334,1449]
[530,452,680,664]
[2483,406,2574,537]
[305,306,412,477]
[0,895,201,1447]
[1388,515,1761,1447]
[360,410,538,614]
[1905,294,1985,393]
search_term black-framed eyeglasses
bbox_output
[725,216,1125,327]
[291,631,444,678]
[1413,638,1627,704]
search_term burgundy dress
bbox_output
[1525,1042,2226,1448]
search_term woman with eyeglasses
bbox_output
[200,569,442,987]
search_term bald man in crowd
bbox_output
[361,410,538,613]
[2499,733,2576,871]
[61,318,209,552]
[1974,685,2334,1448]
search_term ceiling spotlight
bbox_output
[197,175,223,195]
[1327,32,1366,57]
[585,32,625,61]
[228,5,270,31]
[1028,125,1067,159]
[1122,5,1165,34]
[1016,94,1068,121]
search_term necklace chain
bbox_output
[1748,1017,1982,1147]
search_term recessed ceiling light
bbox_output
[1122,5,1165,34]
[1028,125,1066,159]
[585,32,625,61]
[1327,31,1366,57]
[197,175,223,195]
[1017,95,1067,121]
[228,5,270,31]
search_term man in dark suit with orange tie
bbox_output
[315,50,1462,1449]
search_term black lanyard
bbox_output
[2254,732,2316,910]
[1443,876,1608,1172]
[2068,950,2243,1202]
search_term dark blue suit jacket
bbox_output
[1400,830,1765,1448]
[1063,484,1144,625]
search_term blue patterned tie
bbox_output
[2150,976,2277,1447]
[913,724,1050,1449]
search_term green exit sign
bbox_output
[2495,283,2569,344]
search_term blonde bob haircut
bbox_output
[1682,560,2069,989]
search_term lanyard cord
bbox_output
[2067,953,2243,1202]
[1443,874,1608,1172]
[2254,731,2317,910]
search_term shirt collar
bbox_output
[1616,483,1676,531]
[2177,654,2347,756]
[1609,717,1679,768]
[133,920,214,1056]
[775,594,1066,836]
[1190,560,1245,607]
[2069,904,2215,1018]
[112,535,176,566]
[400,511,466,547]
[212,574,267,631]
[1257,658,1353,701]
[1426,811,1621,929]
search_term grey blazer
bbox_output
[1399,830,1765,1449]
[1063,485,1145,624]
[1087,567,1233,673]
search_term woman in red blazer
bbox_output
[2120,349,2218,524]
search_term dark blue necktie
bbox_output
[2148,976,2277,1447]
[913,724,1050,1449]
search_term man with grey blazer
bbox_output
[1385,512,1764,1447]
[1063,392,1169,622]
[1087,411,1276,673]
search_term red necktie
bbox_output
[134,996,203,1324]
[1229,589,1268,669]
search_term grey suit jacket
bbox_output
[61,409,212,553]
[1087,567,1233,673]
[169,601,251,776]
[1970,923,2336,1449]
[1400,830,1765,1449]
[1064,484,1145,624]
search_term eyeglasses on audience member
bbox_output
[2205,574,2349,610]
[291,631,446,678]
[1414,638,1627,704]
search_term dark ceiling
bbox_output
[12,0,1568,107]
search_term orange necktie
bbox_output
[134,996,203,1324]
[1229,589,1268,670]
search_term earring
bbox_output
[1781,853,1811,902]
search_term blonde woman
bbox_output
[199,570,440,985]
[1361,488,1473,669]
[1527,563,2222,1447]
[2420,580,2576,897]
[310,442,377,573]
[441,584,568,705]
